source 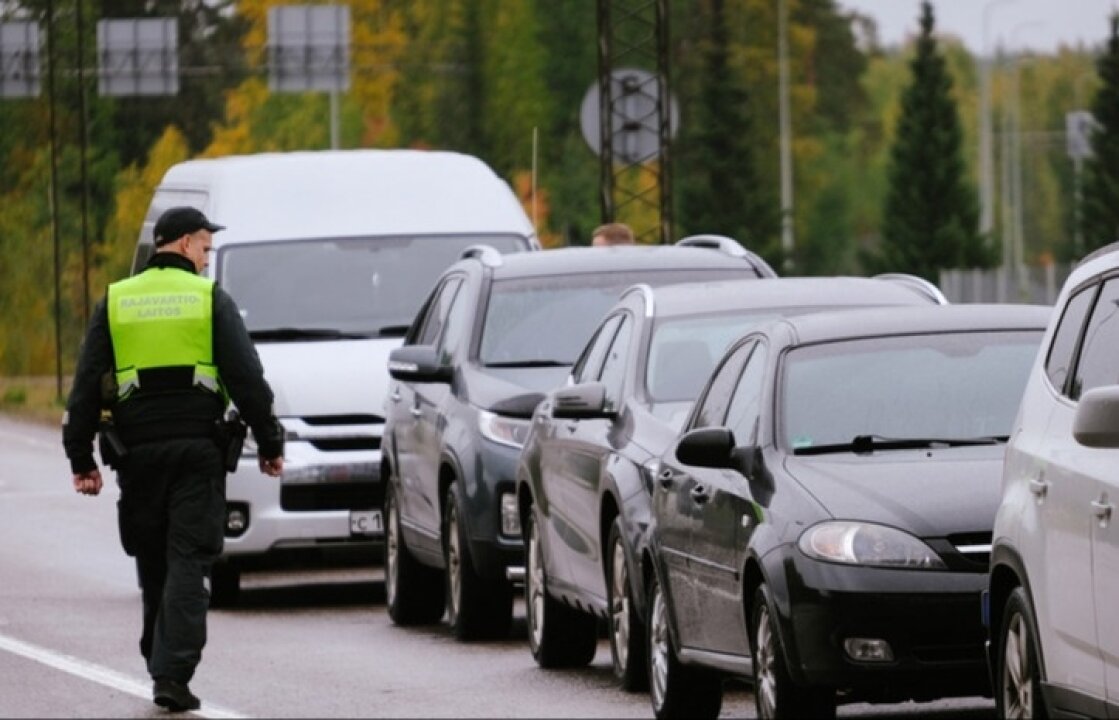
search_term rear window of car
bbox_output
[781,330,1043,451]
[478,269,747,366]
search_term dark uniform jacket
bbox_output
[63,252,284,474]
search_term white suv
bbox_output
[987,242,1119,719]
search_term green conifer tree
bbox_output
[870,1,991,282]
[1079,14,1119,253]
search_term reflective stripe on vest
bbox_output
[107,267,223,400]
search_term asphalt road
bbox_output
[0,415,998,718]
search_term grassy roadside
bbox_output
[0,376,69,428]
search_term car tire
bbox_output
[385,483,445,625]
[607,516,647,691]
[209,559,240,608]
[646,573,723,720]
[444,482,513,640]
[750,584,835,720]
[524,509,598,668]
[996,586,1048,720]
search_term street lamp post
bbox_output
[979,0,1017,240]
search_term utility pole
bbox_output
[777,0,794,271]
[595,0,673,244]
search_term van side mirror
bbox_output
[553,381,614,419]
[1073,385,1119,448]
[388,345,452,384]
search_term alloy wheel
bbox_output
[385,493,399,608]
[754,603,778,719]
[1002,612,1034,719]
[527,516,545,651]
[446,504,462,620]
[649,584,670,711]
[610,538,630,673]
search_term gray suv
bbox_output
[381,240,775,639]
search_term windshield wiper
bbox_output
[249,327,370,341]
[483,360,570,368]
[793,434,1007,456]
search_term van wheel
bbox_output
[385,483,445,625]
[209,559,240,608]
[444,482,513,640]
[524,510,598,668]
[997,587,1048,719]
[647,573,722,720]
[607,517,647,691]
[751,584,835,719]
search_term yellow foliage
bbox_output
[101,127,190,287]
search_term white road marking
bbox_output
[0,632,247,719]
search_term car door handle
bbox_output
[1028,477,1049,498]
[658,469,676,489]
[390,389,401,403]
[410,406,422,419]
[690,485,710,504]
[1091,498,1113,522]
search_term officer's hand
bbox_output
[259,456,283,477]
[73,469,103,496]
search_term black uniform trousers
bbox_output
[116,437,225,684]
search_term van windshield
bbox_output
[219,234,527,338]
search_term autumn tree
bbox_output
[1079,13,1119,252]
[869,1,992,281]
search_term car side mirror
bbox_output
[553,381,614,419]
[388,345,453,384]
[675,427,736,468]
[488,392,546,420]
[1073,384,1119,448]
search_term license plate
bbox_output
[350,509,383,536]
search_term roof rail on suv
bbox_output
[675,234,778,278]
[459,244,504,267]
[872,273,950,305]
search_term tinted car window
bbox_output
[1045,285,1096,395]
[1070,277,1119,399]
[478,269,746,366]
[436,280,472,363]
[417,277,463,346]
[219,234,523,335]
[725,343,768,446]
[782,330,1043,450]
[692,341,757,429]
[647,312,777,403]
[574,314,623,384]
[599,315,634,411]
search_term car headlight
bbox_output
[478,410,532,449]
[797,521,946,570]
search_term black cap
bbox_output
[153,207,226,246]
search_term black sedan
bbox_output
[515,277,937,687]
[644,304,1049,720]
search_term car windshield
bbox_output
[647,311,778,404]
[478,270,748,366]
[781,330,1042,452]
[218,234,525,337]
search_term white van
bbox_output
[133,150,538,603]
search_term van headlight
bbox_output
[478,410,532,449]
[798,521,946,570]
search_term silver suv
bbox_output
[987,242,1119,719]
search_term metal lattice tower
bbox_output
[596,0,672,244]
